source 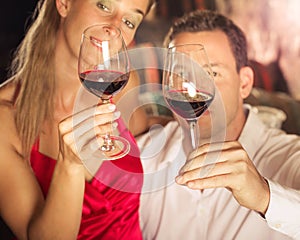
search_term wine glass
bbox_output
[163,43,215,149]
[78,24,130,160]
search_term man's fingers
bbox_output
[177,161,233,184]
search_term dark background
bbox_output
[0,0,214,84]
[0,1,299,135]
[0,0,37,83]
[0,0,299,239]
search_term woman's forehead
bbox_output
[107,0,149,16]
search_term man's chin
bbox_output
[198,116,227,143]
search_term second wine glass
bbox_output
[163,43,215,149]
[78,24,130,160]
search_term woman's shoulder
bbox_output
[0,79,22,154]
[0,78,18,105]
[0,79,18,125]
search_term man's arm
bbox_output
[265,180,300,239]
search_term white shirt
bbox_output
[137,105,300,240]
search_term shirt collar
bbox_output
[238,104,268,160]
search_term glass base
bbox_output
[100,136,130,160]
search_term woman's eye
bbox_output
[122,18,135,29]
[97,2,111,13]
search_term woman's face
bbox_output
[56,0,149,59]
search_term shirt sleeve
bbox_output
[265,179,300,239]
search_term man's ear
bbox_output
[56,0,71,17]
[239,66,254,99]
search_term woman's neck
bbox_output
[54,33,82,119]
[53,68,80,120]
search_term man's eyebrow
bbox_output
[209,63,226,68]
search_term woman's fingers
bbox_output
[58,103,119,159]
[59,103,117,135]
[73,121,118,152]
[69,111,120,142]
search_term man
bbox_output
[137,10,300,240]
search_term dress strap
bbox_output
[31,138,40,151]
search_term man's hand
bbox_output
[176,141,270,215]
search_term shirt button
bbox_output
[274,223,281,229]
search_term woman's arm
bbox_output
[0,103,85,240]
[0,101,116,240]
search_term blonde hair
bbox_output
[9,0,155,159]
[10,0,60,158]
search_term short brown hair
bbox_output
[164,10,249,72]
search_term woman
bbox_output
[0,0,155,239]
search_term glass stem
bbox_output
[101,98,115,152]
[101,133,115,152]
[188,120,198,149]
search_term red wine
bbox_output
[165,90,213,120]
[79,70,129,99]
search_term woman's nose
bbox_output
[111,15,123,31]
[102,24,120,38]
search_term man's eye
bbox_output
[212,71,218,77]
[122,18,135,29]
[207,70,219,78]
[179,71,188,79]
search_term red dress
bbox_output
[30,120,143,240]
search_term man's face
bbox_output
[170,30,244,140]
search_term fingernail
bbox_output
[176,175,183,184]
[108,104,116,111]
[113,111,121,119]
[112,122,118,129]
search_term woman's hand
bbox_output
[57,103,119,167]
[176,141,270,215]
